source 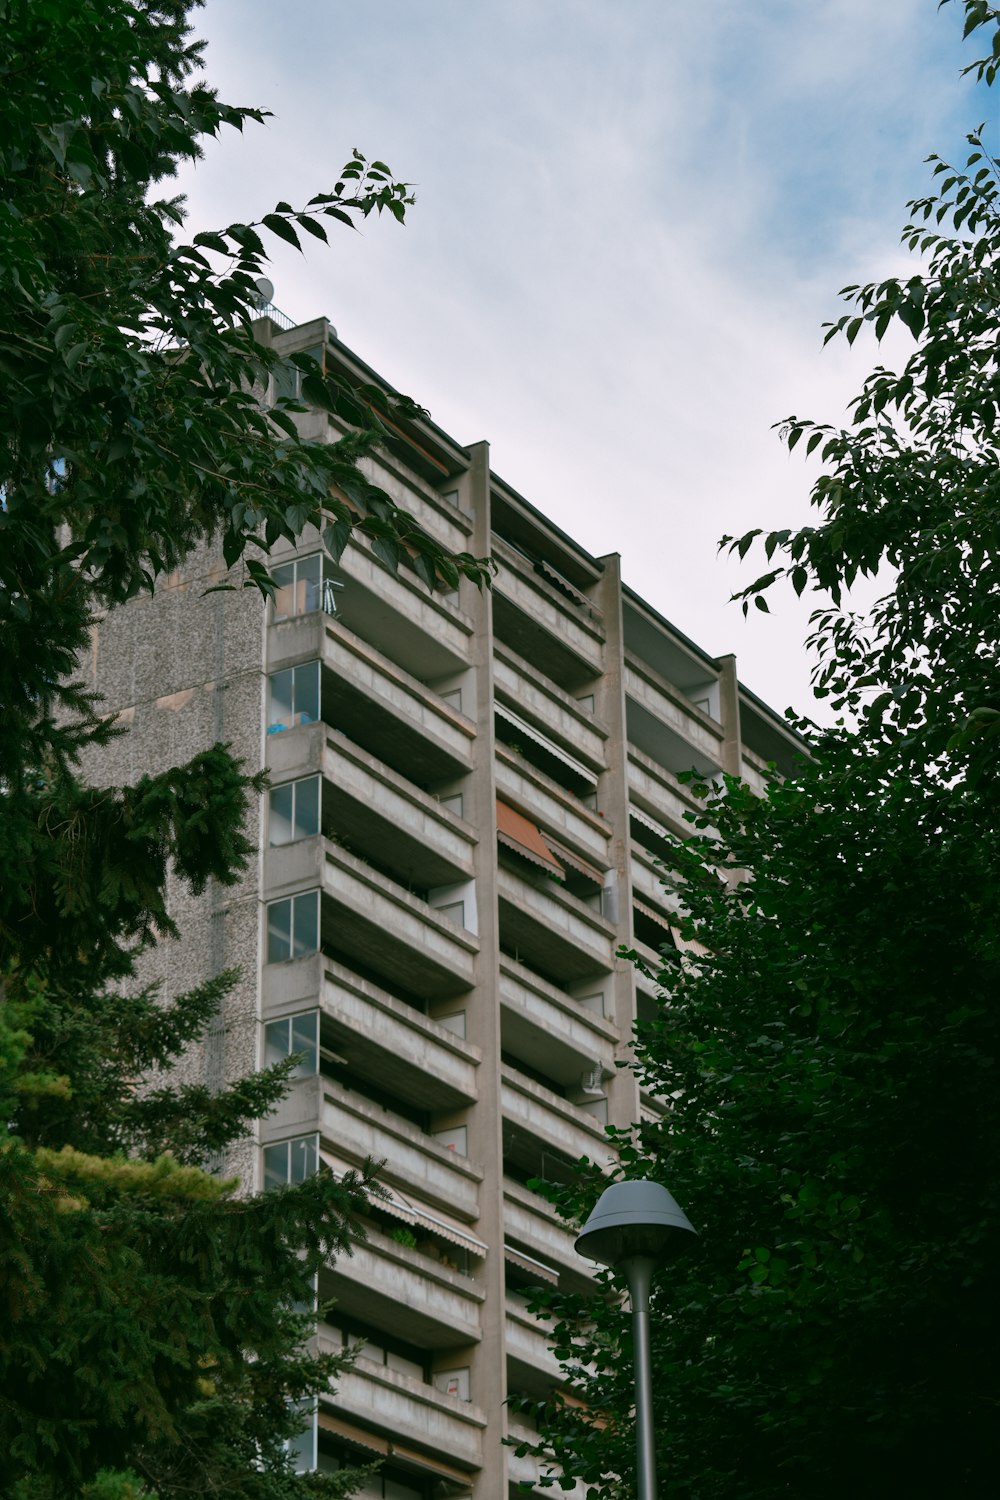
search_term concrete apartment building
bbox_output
[86,311,801,1497]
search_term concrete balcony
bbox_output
[492,546,604,691]
[506,1297,562,1384]
[322,1081,482,1221]
[320,729,476,890]
[318,1344,486,1472]
[630,845,682,920]
[357,445,474,554]
[499,957,616,1090]
[266,612,475,788]
[320,1224,483,1349]
[316,955,480,1114]
[740,744,773,796]
[333,534,474,682]
[493,645,607,777]
[322,838,477,1001]
[625,653,723,779]
[507,1424,589,1500]
[495,750,610,870]
[503,1177,587,1282]
[627,743,702,833]
[497,863,614,986]
[501,1064,610,1167]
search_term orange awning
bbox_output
[496,799,563,877]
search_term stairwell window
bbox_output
[264,1010,319,1077]
[267,660,319,733]
[266,890,319,963]
[269,775,320,845]
[263,1132,318,1190]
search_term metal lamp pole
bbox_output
[575,1179,697,1500]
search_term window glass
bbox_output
[273,360,299,404]
[271,561,295,621]
[290,1011,319,1074]
[263,1133,318,1190]
[269,782,295,846]
[299,553,322,614]
[294,775,320,840]
[271,554,335,621]
[286,1403,316,1474]
[269,776,319,846]
[266,892,319,963]
[268,669,294,730]
[291,890,319,958]
[267,662,319,731]
[295,661,319,726]
[267,898,293,963]
[263,1141,289,1191]
[289,1134,317,1183]
[264,1012,319,1077]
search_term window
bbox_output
[284,1402,316,1474]
[267,660,319,732]
[266,891,319,963]
[271,553,343,620]
[263,1133,318,1190]
[264,1010,319,1077]
[269,775,320,845]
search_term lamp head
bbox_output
[575,1179,697,1268]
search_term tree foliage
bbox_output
[0,1,481,1494]
[515,3,1000,1496]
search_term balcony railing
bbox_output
[322,1082,482,1222]
[500,1063,611,1167]
[317,1344,486,1472]
[321,1225,483,1348]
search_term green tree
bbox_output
[0,1,488,1494]
[514,3,1000,1496]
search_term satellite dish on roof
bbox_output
[252,276,275,309]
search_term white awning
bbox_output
[504,1244,559,1286]
[495,702,597,788]
[633,897,677,943]
[321,1152,488,1258]
[630,805,677,845]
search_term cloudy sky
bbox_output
[175,0,991,720]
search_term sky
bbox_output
[174,0,994,721]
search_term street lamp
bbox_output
[575,1179,697,1500]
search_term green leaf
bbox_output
[295,214,328,242]
[261,214,301,249]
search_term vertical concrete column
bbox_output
[717,653,742,776]
[456,440,509,1496]
[591,554,641,1133]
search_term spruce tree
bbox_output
[0,2,488,1494]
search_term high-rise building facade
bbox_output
[85,313,801,1497]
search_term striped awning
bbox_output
[630,805,677,845]
[496,798,563,877]
[495,702,597,788]
[321,1151,488,1258]
[545,837,605,887]
[633,896,677,942]
[317,1411,388,1455]
[504,1244,560,1286]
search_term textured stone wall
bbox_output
[80,543,266,1188]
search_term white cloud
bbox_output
[174,0,983,716]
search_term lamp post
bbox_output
[575,1179,696,1500]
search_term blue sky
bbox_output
[176,0,994,718]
